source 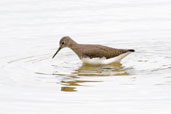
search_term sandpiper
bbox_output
[52,36,135,64]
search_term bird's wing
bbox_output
[82,45,129,59]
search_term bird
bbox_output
[52,36,135,64]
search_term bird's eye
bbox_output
[62,42,64,45]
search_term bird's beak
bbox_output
[52,46,62,59]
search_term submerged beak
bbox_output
[52,46,62,59]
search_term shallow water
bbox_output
[1,0,171,114]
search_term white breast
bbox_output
[81,52,131,65]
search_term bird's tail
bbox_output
[128,49,135,52]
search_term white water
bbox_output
[0,0,171,114]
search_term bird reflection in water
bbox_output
[60,63,129,92]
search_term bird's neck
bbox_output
[69,39,78,48]
[69,43,82,59]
